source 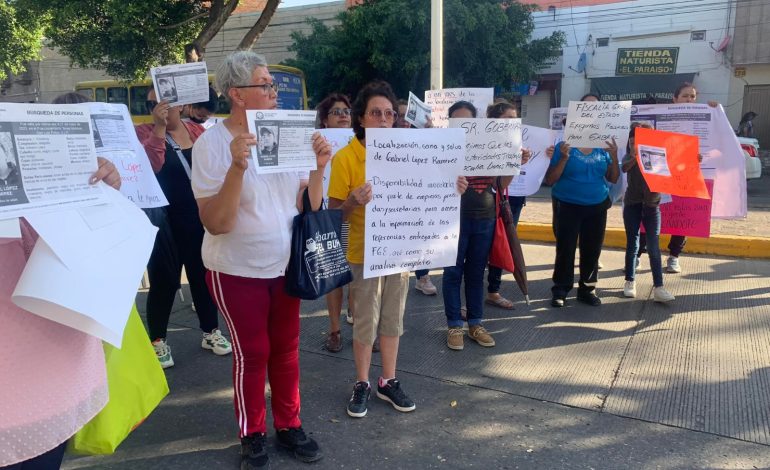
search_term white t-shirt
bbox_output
[192,122,302,279]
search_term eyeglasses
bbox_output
[366,109,398,121]
[328,108,351,117]
[234,83,279,94]
[146,100,158,113]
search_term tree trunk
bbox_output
[193,0,241,54]
[237,0,280,51]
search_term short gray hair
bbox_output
[216,51,269,104]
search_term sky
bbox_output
[279,0,339,8]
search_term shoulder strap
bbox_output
[165,133,192,180]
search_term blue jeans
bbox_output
[623,203,663,287]
[443,217,496,327]
[487,196,525,293]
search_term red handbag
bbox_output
[488,183,515,272]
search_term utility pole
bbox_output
[430,0,443,90]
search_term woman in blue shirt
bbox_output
[545,129,619,307]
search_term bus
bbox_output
[75,64,308,124]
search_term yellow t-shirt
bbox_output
[328,137,366,264]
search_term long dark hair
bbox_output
[316,93,352,128]
[487,99,516,118]
[351,80,397,140]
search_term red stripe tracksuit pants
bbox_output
[206,271,302,437]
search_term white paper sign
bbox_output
[318,128,355,205]
[0,217,20,239]
[425,88,494,128]
[87,102,168,208]
[12,186,157,347]
[246,109,318,174]
[631,103,746,218]
[638,145,671,176]
[405,92,432,128]
[564,100,632,148]
[364,128,464,279]
[549,107,567,130]
[150,62,209,107]
[0,103,107,220]
[448,118,522,176]
[508,125,558,196]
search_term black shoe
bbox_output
[551,297,565,308]
[577,292,602,306]
[240,433,269,469]
[276,427,322,463]
[376,378,416,412]
[347,381,370,418]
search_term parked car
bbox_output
[738,136,762,180]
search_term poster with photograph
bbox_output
[150,62,209,107]
[246,110,318,174]
[405,91,432,128]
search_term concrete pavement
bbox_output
[63,244,770,470]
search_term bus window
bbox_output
[217,95,231,115]
[95,88,106,103]
[272,70,304,110]
[107,87,128,105]
[131,86,151,115]
[76,88,94,101]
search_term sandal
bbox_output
[485,294,514,310]
[324,330,342,353]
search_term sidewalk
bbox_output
[64,245,770,469]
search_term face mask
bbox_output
[189,116,208,124]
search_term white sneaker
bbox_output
[623,280,637,298]
[653,286,675,302]
[666,256,681,273]
[415,275,438,296]
[202,329,232,356]
[152,338,174,369]
[346,309,354,325]
[635,257,641,269]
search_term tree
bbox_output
[21,0,281,80]
[286,0,565,104]
[0,2,47,81]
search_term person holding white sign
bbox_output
[192,51,330,468]
[0,154,122,469]
[328,81,417,419]
[136,90,231,369]
[545,115,619,308]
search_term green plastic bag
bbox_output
[68,306,169,455]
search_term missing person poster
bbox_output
[246,110,318,174]
[150,62,210,107]
[0,103,106,220]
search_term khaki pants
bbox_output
[349,264,408,345]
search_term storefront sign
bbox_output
[616,47,679,75]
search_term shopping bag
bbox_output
[68,306,169,455]
[285,189,352,300]
[488,184,515,273]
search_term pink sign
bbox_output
[642,180,714,237]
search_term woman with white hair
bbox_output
[192,51,331,469]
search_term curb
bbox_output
[518,223,770,260]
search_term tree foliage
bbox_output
[286,0,565,104]
[0,1,47,81]
[20,0,280,81]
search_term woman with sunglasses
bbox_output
[135,90,231,369]
[315,93,355,353]
[622,123,675,302]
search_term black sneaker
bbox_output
[551,297,565,308]
[276,427,322,463]
[376,378,416,412]
[240,433,269,469]
[577,291,602,306]
[347,381,370,418]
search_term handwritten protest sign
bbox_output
[319,128,355,205]
[449,118,522,176]
[364,128,464,279]
[563,100,632,148]
[634,127,708,199]
[642,180,713,237]
[425,88,494,128]
[508,125,558,196]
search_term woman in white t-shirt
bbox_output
[191,51,331,469]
